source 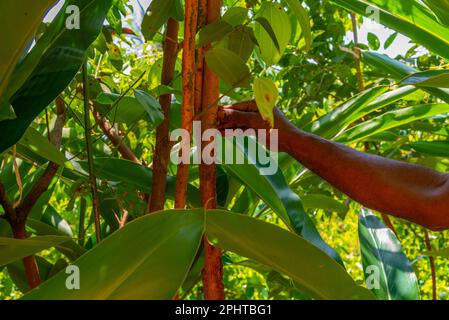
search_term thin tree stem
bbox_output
[424,229,437,300]
[175,0,198,209]
[83,61,101,243]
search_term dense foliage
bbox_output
[1,0,449,300]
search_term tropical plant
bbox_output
[1,0,449,300]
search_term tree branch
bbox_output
[83,61,101,243]
[16,97,66,220]
[91,103,141,164]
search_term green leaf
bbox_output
[301,194,349,215]
[172,0,185,22]
[423,0,449,26]
[337,103,449,144]
[363,51,449,103]
[141,0,174,41]
[0,0,57,102]
[198,20,234,47]
[222,26,256,62]
[253,77,278,127]
[255,17,281,52]
[407,141,449,157]
[332,0,449,61]
[17,127,69,167]
[206,210,374,300]
[27,218,86,262]
[0,235,69,266]
[220,138,344,264]
[384,32,398,49]
[133,89,164,126]
[358,209,420,300]
[284,0,312,50]
[205,47,250,87]
[401,70,449,88]
[367,32,380,50]
[96,93,149,125]
[0,0,113,154]
[222,7,248,27]
[254,3,291,65]
[305,86,388,138]
[23,210,204,299]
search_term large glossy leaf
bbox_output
[23,210,204,299]
[337,103,449,143]
[0,0,57,102]
[23,209,372,300]
[206,210,374,300]
[219,138,344,264]
[27,218,86,262]
[332,0,449,61]
[0,0,113,154]
[407,141,449,158]
[423,0,449,26]
[401,70,449,88]
[358,209,419,300]
[363,52,449,103]
[305,86,388,138]
[0,235,69,266]
[17,127,69,166]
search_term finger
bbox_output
[222,100,259,112]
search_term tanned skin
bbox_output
[218,101,449,231]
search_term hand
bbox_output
[217,100,297,152]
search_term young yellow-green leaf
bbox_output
[253,77,279,127]
[254,3,291,65]
[205,47,250,87]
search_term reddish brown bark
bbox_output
[175,0,198,209]
[11,221,41,289]
[200,0,225,300]
[149,18,180,212]
[194,0,208,115]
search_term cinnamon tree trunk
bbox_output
[199,0,225,300]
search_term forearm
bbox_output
[281,127,449,230]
